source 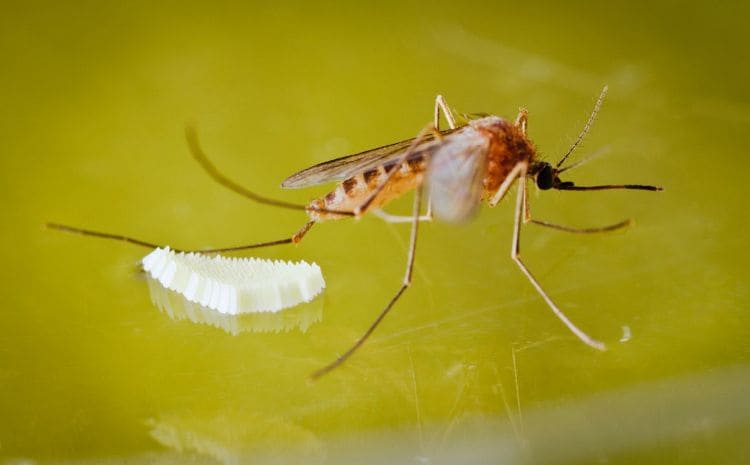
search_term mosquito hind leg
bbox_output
[508,164,606,351]
[311,183,424,379]
[185,125,353,218]
[46,222,161,249]
[202,221,316,253]
[46,221,314,254]
[292,220,314,243]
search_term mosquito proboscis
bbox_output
[48,86,662,379]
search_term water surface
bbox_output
[1,2,748,463]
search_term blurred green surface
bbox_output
[1,1,749,464]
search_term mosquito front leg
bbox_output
[434,95,457,130]
[489,163,527,207]
[522,174,531,222]
[528,218,632,234]
[521,192,631,234]
[509,164,606,351]
[311,181,424,379]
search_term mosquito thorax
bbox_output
[470,116,538,197]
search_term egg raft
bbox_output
[142,247,325,315]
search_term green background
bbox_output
[2,1,748,463]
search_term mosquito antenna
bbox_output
[556,183,662,192]
[556,86,608,169]
[185,125,354,217]
[45,222,295,253]
[557,146,610,173]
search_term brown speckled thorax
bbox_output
[472,116,536,197]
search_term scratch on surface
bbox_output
[372,254,678,346]
[619,325,632,342]
[492,362,522,446]
[408,345,425,455]
[435,362,478,454]
[511,346,524,434]
[514,336,564,354]
[362,245,683,357]
[375,297,536,345]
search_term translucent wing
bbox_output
[281,127,462,189]
[427,128,489,223]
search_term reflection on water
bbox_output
[146,277,323,335]
[147,413,325,465]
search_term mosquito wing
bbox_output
[281,127,462,189]
[427,128,489,223]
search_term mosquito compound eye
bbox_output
[536,164,554,190]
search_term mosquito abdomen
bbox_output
[307,156,427,221]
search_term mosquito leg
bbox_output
[45,221,313,254]
[528,218,632,234]
[46,222,162,249]
[508,166,606,351]
[373,210,431,223]
[522,175,531,222]
[311,182,424,379]
[435,95,457,130]
[426,101,446,219]
[185,125,353,217]
[489,163,526,207]
[522,182,632,233]
[371,208,432,223]
[425,86,450,213]
[201,220,315,253]
[514,108,529,135]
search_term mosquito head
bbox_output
[531,160,661,192]
[532,161,563,190]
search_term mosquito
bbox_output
[48,86,662,379]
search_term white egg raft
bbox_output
[142,247,325,315]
